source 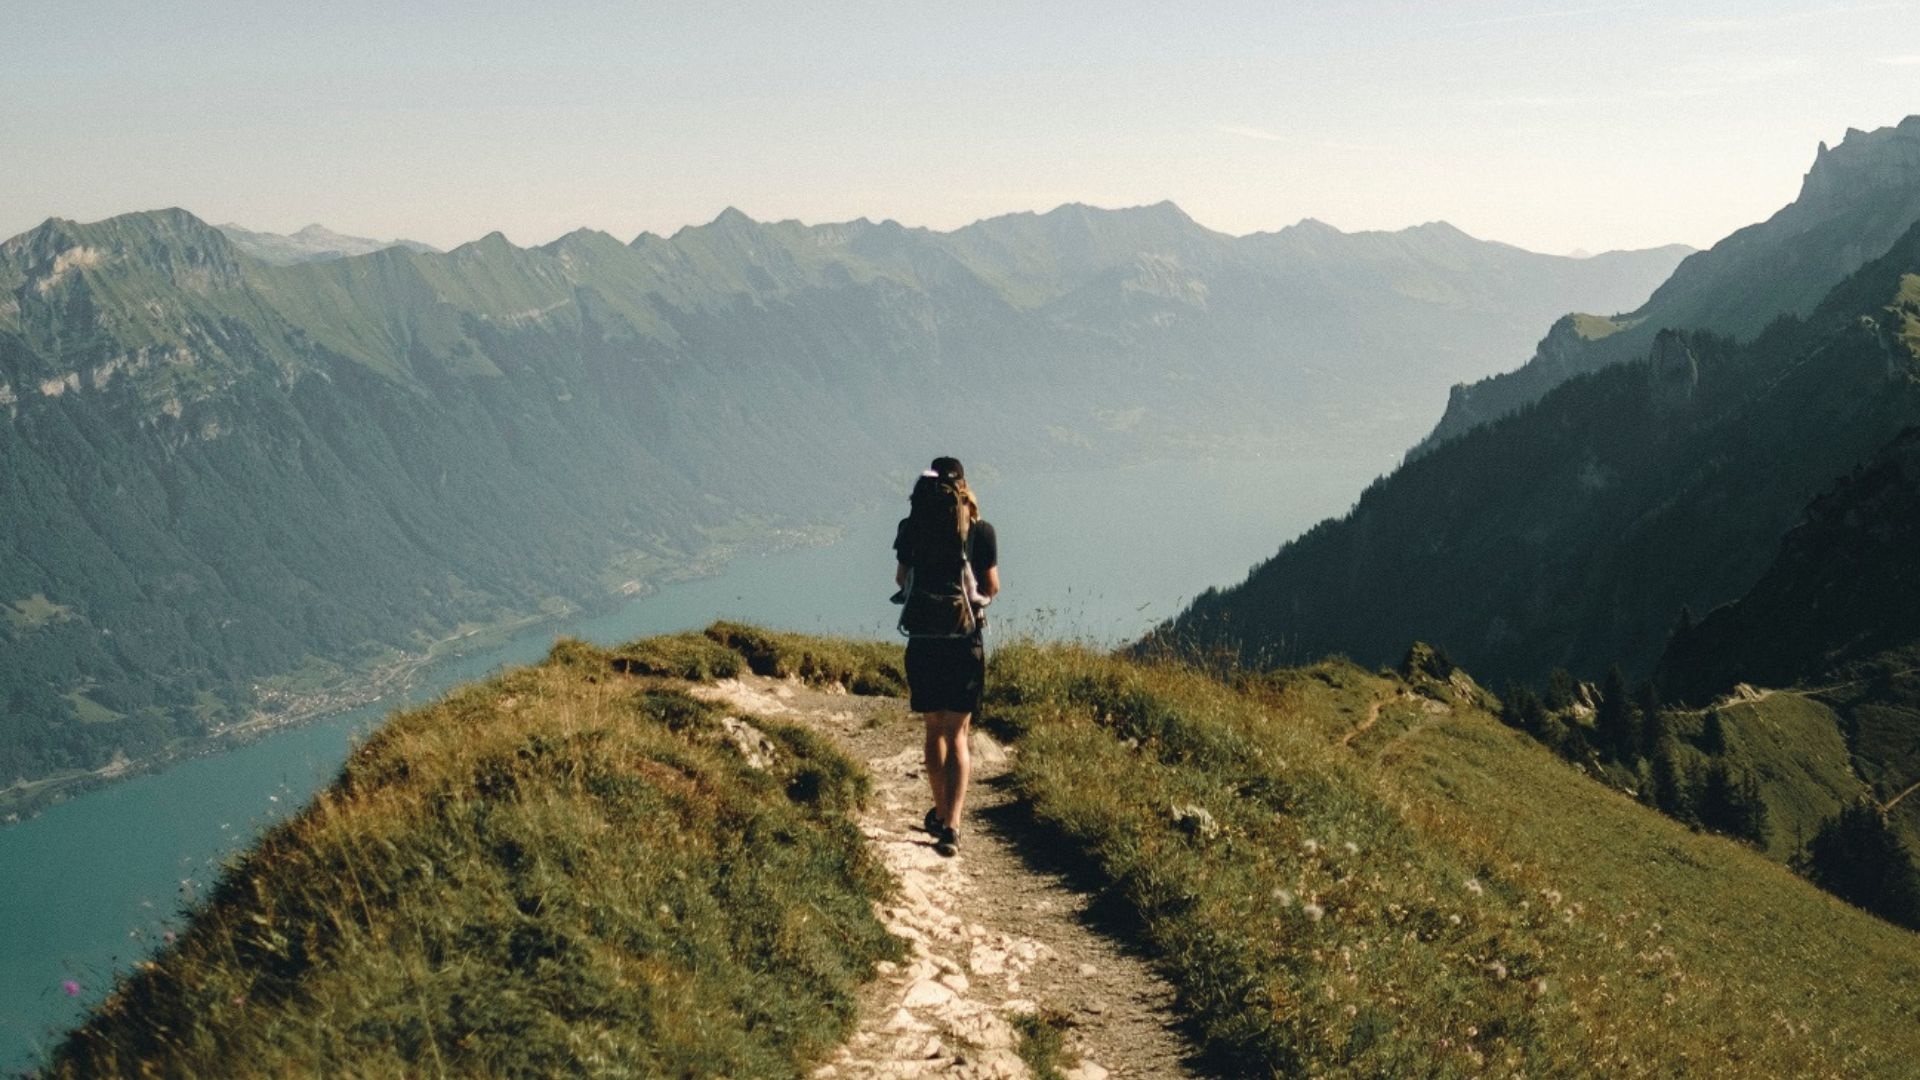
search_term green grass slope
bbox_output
[49,631,901,1077]
[985,642,1920,1077]
[51,625,1919,1075]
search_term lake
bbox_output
[0,453,1379,1067]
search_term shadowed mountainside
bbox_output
[1155,220,1920,691]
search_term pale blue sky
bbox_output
[3,1,1915,253]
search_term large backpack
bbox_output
[897,476,986,639]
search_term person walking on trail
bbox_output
[893,456,999,857]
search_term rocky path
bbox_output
[690,675,1204,1080]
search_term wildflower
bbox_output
[1465,878,1483,897]
[1272,887,1295,906]
[61,980,80,997]
[1302,902,1326,922]
[1343,841,1360,855]
[163,931,177,944]
[1301,838,1321,855]
[1485,960,1509,980]
[1449,914,1462,925]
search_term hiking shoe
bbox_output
[923,807,943,836]
[934,824,959,858]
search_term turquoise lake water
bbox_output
[0,454,1379,1067]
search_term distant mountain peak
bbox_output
[217,221,439,265]
[1798,115,1920,210]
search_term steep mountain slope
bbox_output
[1156,222,1920,690]
[1422,115,1920,452]
[1659,420,1920,703]
[1652,413,1920,863]
[215,223,439,265]
[0,203,1683,799]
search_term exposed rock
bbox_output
[1647,329,1698,412]
[718,716,777,769]
[1170,802,1219,841]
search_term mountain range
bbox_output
[0,203,1685,801]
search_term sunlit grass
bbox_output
[50,635,899,1077]
[986,639,1920,1077]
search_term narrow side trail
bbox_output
[691,674,1204,1080]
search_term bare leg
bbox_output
[925,710,972,831]
[922,714,950,821]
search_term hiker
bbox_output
[893,456,999,857]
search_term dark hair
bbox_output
[929,456,964,480]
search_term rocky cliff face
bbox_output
[1801,118,1920,217]
[1420,116,1920,454]
[1647,329,1699,413]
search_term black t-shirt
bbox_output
[895,518,997,581]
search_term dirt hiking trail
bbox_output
[691,673,1206,1080]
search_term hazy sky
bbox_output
[3,1,1915,254]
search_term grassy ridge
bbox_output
[51,634,900,1077]
[986,641,1920,1077]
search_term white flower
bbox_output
[1302,902,1325,922]
[1465,878,1484,897]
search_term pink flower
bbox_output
[61,980,81,997]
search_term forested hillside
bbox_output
[1157,222,1920,690]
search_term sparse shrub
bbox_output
[1011,1005,1077,1079]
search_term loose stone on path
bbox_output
[698,674,1202,1079]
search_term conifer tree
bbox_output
[1695,760,1768,845]
[1635,679,1664,759]
[1650,738,1689,820]
[1545,668,1577,711]
[1794,802,1920,929]
[1596,664,1638,761]
[1501,684,1548,736]
[1699,710,1727,756]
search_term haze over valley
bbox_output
[8,4,1920,1074]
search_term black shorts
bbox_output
[905,634,985,715]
